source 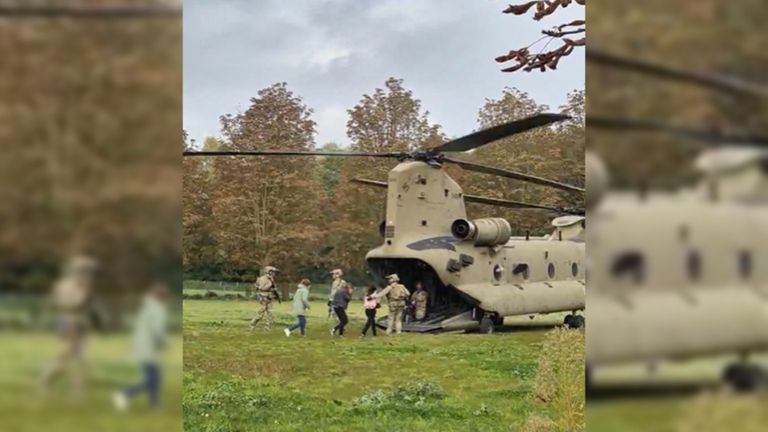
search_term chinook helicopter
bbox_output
[185,113,586,333]
[586,46,768,390]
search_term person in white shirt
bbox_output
[113,282,169,411]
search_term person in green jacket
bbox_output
[284,279,311,337]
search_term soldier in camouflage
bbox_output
[40,255,98,397]
[250,266,279,331]
[374,273,410,335]
[410,281,428,321]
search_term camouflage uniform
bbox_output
[376,274,410,335]
[40,256,97,397]
[411,288,428,321]
[250,267,278,331]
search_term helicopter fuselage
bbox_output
[587,189,768,365]
[363,160,585,331]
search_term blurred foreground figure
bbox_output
[113,282,170,411]
[39,255,98,398]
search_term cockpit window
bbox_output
[512,263,529,280]
[611,251,644,284]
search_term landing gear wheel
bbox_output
[572,315,585,329]
[723,363,767,393]
[479,316,495,335]
[563,314,574,328]
[565,314,584,329]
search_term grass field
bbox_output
[183,298,584,432]
[0,332,182,432]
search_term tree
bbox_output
[461,87,583,234]
[327,78,443,275]
[209,83,326,294]
[0,13,182,303]
[316,142,345,197]
[183,133,219,278]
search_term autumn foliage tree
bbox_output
[199,84,326,295]
[460,88,584,234]
[327,78,444,278]
[1,11,181,301]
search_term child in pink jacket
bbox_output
[361,285,379,337]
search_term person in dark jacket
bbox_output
[330,282,352,336]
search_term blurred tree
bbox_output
[587,0,767,188]
[0,10,181,305]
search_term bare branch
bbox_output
[503,0,585,21]
[497,1,585,73]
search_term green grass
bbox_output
[184,298,577,432]
[0,332,182,432]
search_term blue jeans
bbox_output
[288,315,307,335]
[124,362,161,408]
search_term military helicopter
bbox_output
[185,113,586,333]
[585,46,768,390]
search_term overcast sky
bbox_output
[183,0,584,147]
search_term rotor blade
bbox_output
[588,116,768,146]
[0,5,181,18]
[431,113,570,153]
[587,47,768,99]
[350,178,389,188]
[442,157,584,193]
[463,195,584,215]
[183,150,404,158]
[351,179,583,215]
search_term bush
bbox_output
[353,381,446,416]
[523,327,585,432]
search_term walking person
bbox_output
[330,282,351,336]
[284,279,311,337]
[113,282,170,411]
[373,274,410,335]
[250,266,279,331]
[361,286,379,337]
[328,269,346,320]
[39,255,98,399]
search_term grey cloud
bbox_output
[184,0,585,145]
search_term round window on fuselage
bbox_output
[493,264,504,282]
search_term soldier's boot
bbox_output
[251,308,266,330]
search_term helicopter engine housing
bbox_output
[451,217,512,247]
